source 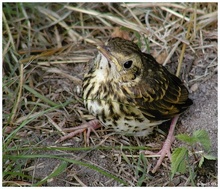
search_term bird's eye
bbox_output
[123,60,133,69]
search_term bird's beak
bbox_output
[97,45,122,71]
[97,45,110,60]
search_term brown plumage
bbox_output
[83,37,192,135]
[59,37,192,172]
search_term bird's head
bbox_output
[97,37,144,84]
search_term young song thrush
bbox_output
[59,37,192,172]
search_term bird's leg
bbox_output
[144,115,180,173]
[56,119,101,144]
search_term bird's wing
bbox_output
[124,53,192,121]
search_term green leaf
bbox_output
[136,153,148,186]
[176,134,198,145]
[199,156,204,168]
[193,130,211,151]
[203,154,217,160]
[121,151,131,165]
[134,31,142,49]
[199,154,217,168]
[171,147,188,179]
[143,36,150,53]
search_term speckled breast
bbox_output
[83,71,164,136]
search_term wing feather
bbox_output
[127,53,192,121]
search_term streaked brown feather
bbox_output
[83,37,192,135]
[125,53,192,120]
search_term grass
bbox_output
[2,2,217,186]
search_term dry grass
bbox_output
[3,2,217,186]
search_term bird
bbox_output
[58,37,193,173]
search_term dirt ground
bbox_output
[28,47,217,187]
[3,3,217,187]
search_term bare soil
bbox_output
[28,49,217,187]
[3,2,217,187]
